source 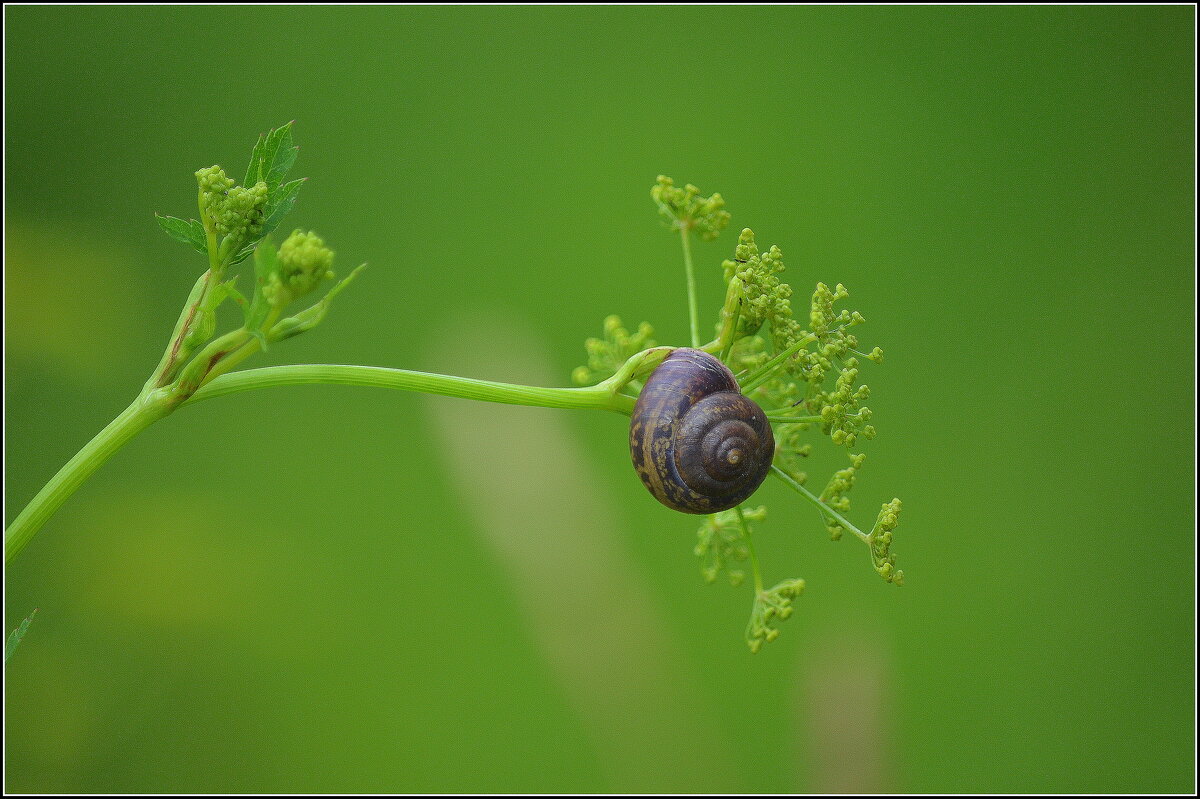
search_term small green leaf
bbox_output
[225,281,251,325]
[261,178,305,237]
[244,121,297,192]
[265,143,298,191]
[5,608,38,664]
[155,214,207,254]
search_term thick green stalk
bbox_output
[5,365,636,564]
[188,364,635,413]
[4,396,167,563]
[143,272,210,391]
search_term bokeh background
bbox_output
[5,5,1195,793]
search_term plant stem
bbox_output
[764,414,823,425]
[5,364,637,564]
[769,465,870,543]
[679,227,700,348]
[4,396,167,564]
[735,505,763,594]
[144,271,210,391]
[740,333,818,394]
[187,364,635,413]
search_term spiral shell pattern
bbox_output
[629,348,774,514]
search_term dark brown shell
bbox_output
[629,348,774,514]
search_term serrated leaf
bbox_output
[265,144,298,191]
[244,133,266,187]
[155,214,207,254]
[5,608,38,664]
[261,178,305,237]
[244,122,297,192]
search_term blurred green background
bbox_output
[4,5,1194,793]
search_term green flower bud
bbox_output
[267,229,335,308]
[195,165,234,198]
[651,175,731,240]
[212,182,268,239]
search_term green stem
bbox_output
[740,333,818,393]
[764,414,823,425]
[6,363,638,565]
[144,271,210,391]
[680,227,700,348]
[769,465,870,543]
[4,396,167,564]
[719,302,740,365]
[187,364,635,413]
[199,307,284,388]
[735,505,763,594]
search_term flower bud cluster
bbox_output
[870,499,903,584]
[694,505,765,586]
[194,166,268,244]
[722,228,795,339]
[264,229,335,308]
[746,578,806,653]
[572,315,655,385]
[212,182,268,239]
[651,175,731,240]
[820,452,867,540]
[195,165,234,201]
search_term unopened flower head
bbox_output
[264,229,335,308]
[212,182,268,239]
[651,175,731,240]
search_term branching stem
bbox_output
[4,395,168,564]
[680,227,700,348]
[735,505,763,594]
[5,362,639,564]
[769,465,871,544]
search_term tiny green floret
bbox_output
[746,578,805,653]
[573,315,656,386]
[695,505,766,586]
[869,499,904,585]
[651,175,731,240]
[820,452,867,540]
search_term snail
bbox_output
[629,348,775,514]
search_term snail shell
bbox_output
[629,348,774,514]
